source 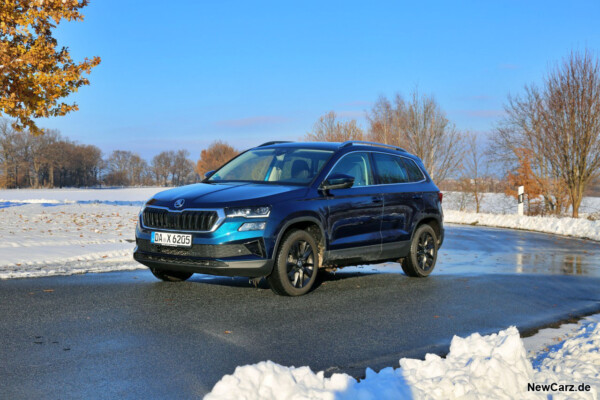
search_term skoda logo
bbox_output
[174,199,185,208]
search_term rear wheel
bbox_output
[150,268,193,282]
[401,224,438,277]
[267,229,319,296]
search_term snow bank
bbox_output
[443,192,600,216]
[444,210,600,241]
[206,362,354,400]
[205,320,600,400]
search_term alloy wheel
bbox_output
[416,232,435,271]
[286,240,315,288]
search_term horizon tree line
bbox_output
[0,120,199,188]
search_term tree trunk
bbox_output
[571,184,584,218]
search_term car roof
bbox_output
[255,141,420,160]
[256,141,342,151]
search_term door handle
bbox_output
[412,194,423,199]
[372,197,383,204]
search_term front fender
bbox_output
[268,213,327,260]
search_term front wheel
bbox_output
[267,229,319,296]
[401,224,438,277]
[150,268,193,282]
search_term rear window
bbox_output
[372,153,424,184]
[401,158,425,182]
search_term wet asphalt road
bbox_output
[1,224,600,399]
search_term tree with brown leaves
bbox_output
[196,141,238,177]
[0,0,100,134]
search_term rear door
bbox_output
[324,152,383,261]
[371,153,425,258]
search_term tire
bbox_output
[150,268,193,282]
[267,229,319,296]
[401,224,438,277]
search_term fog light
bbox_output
[238,222,266,231]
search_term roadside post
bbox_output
[518,186,524,216]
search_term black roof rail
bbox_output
[341,140,407,152]
[258,141,293,147]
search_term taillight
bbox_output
[438,192,443,203]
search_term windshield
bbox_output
[208,148,334,185]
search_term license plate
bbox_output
[151,232,192,248]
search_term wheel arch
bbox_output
[272,216,326,266]
[412,216,443,245]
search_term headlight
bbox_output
[238,221,267,231]
[226,206,271,218]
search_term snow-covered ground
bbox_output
[443,191,600,216]
[0,203,142,278]
[443,192,600,242]
[205,315,600,400]
[0,188,158,279]
[444,210,600,241]
[0,187,158,207]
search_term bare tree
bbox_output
[305,111,364,142]
[0,120,17,187]
[368,95,404,146]
[367,90,463,182]
[152,151,174,186]
[170,149,195,186]
[104,150,149,186]
[493,50,600,217]
[459,133,487,213]
[539,50,600,217]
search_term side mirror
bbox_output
[320,173,354,191]
[204,170,216,179]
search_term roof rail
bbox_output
[258,141,293,147]
[341,140,407,152]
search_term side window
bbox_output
[401,158,425,182]
[372,153,410,184]
[328,152,373,187]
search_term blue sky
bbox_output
[41,0,600,160]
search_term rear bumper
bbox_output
[133,238,274,278]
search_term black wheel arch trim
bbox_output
[272,215,327,264]
[411,214,444,246]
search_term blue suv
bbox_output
[134,141,444,296]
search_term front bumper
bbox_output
[134,208,276,278]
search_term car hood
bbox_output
[148,182,308,209]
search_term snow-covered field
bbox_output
[0,188,155,279]
[0,203,142,278]
[206,315,600,400]
[0,187,157,207]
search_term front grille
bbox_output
[136,240,255,258]
[142,207,219,231]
